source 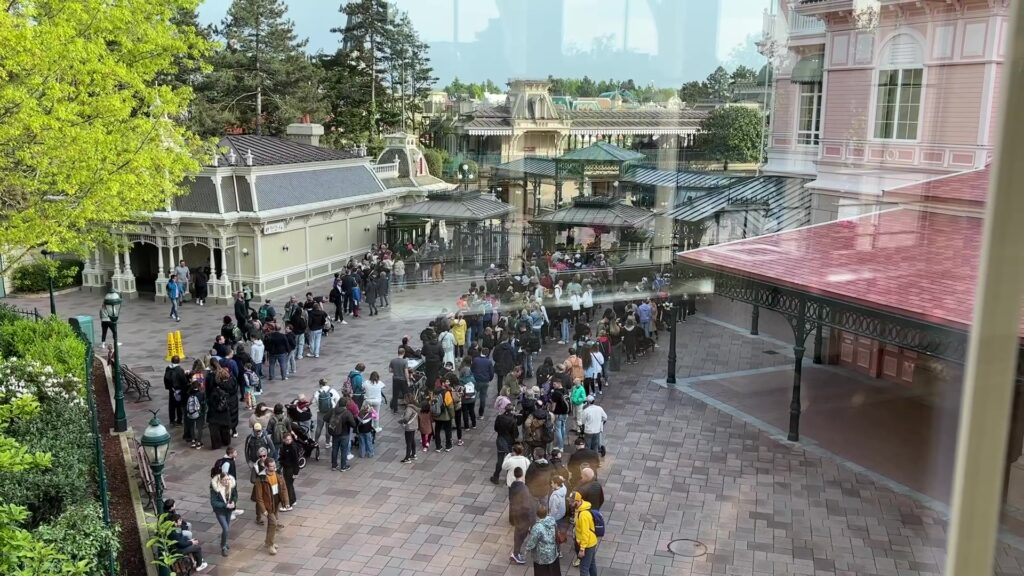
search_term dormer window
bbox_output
[873,34,924,141]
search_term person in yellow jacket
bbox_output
[451,312,468,357]
[573,491,600,575]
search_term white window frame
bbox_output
[872,67,924,141]
[795,82,823,146]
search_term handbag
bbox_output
[555,526,568,545]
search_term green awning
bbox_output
[791,53,823,84]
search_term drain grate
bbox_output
[667,539,708,557]
[762,349,780,355]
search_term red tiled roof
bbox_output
[884,165,990,207]
[677,208,1014,335]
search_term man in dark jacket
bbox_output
[471,348,495,417]
[265,327,290,381]
[508,467,533,564]
[490,403,519,484]
[341,271,357,314]
[233,292,248,328]
[421,335,443,388]
[163,356,188,425]
[328,397,358,471]
[492,335,516,391]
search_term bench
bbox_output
[105,346,152,402]
[134,440,158,515]
[171,555,195,575]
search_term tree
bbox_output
[678,81,710,104]
[700,106,764,169]
[383,11,436,132]
[205,0,325,136]
[730,65,757,84]
[0,0,212,276]
[705,66,732,101]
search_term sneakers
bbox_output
[324,442,332,448]
[283,505,293,511]
[231,432,238,438]
[231,509,244,519]
[401,458,411,464]
[267,545,278,555]
[572,557,581,567]
[510,553,525,565]
[221,546,228,557]
[196,562,209,571]
[331,466,339,471]
[375,427,383,432]
[489,477,500,485]
[341,320,349,325]
[434,448,442,453]
[339,465,351,472]
[422,446,428,452]
[444,447,452,452]
[347,454,354,460]
[456,440,464,446]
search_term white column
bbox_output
[208,242,216,277]
[121,246,136,295]
[218,235,231,298]
[155,238,167,298]
[177,243,184,267]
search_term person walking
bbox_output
[509,466,534,565]
[573,491,602,575]
[399,393,419,463]
[327,396,357,471]
[312,378,340,448]
[210,469,238,557]
[193,267,208,306]
[388,348,411,414]
[252,459,289,555]
[167,274,182,322]
[363,371,386,432]
[522,504,560,575]
[581,396,608,454]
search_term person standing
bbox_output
[265,327,290,381]
[193,267,208,306]
[522,505,560,575]
[288,305,307,362]
[234,292,248,330]
[163,355,188,426]
[363,371,386,432]
[471,347,495,417]
[550,379,570,451]
[184,380,205,449]
[430,381,455,452]
[451,312,467,358]
[307,303,327,358]
[581,397,607,455]
[573,490,602,575]
[365,272,379,316]
[509,467,533,565]
[251,459,289,555]
[174,260,190,301]
[388,348,411,414]
[399,393,419,463]
[393,256,406,292]
[209,469,238,557]
[312,378,340,447]
[167,274,182,322]
[377,269,390,307]
[278,433,300,507]
[327,396,357,471]
[490,404,519,484]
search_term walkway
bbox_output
[6,284,1024,575]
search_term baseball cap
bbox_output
[253,422,263,431]
[586,395,595,403]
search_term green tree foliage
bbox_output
[444,77,502,100]
[12,260,83,293]
[0,0,213,277]
[422,148,446,178]
[0,317,87,380]
[730,65,758,84]
[700,106,765,168]
[204,0,326,136]
[705,66,732,101]
[678,81,711,104]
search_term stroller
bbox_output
[288,422,319,469]
[409,370,428,405]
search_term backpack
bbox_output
[327,411,342,437]
[258,304,270,321]
[609,322,621,337]
[462,381,476,402]
[211,386,229,413]
[430,393,445,418]
[246,371,262,393]
[348,372,364,395]
[553,391,569,413]
[270,415,286,446]
[186,394,201,419]
[589,509,606,538]
[231,325,243,342]
[317,389,334,413]
[244,434,262,464]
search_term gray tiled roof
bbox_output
[176,176,219,213]
[623,166,746,189]
[667,176,810,224]
[532,197,654,228]
[492,157,558,178]
[255,166,385,211]
[215,135,361,167]
[387,192,513,221]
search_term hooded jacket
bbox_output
[210,475,237,512]
[574,499,598,549]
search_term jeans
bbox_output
[404,430,416,459]
[295,333,305,361]
[433,420,452,449]
[185,417,202,443]
[641,320,652,338]
[561,319,570,342]
[476,382,490,416]
[215,510,231,549]
[391,379,407,413]
[310,330,323,357]
[269,354,288,380]
[314,412,330,445]
[359,432,374,457]
[554,413,568,450]
[523,352,534,375]
[396,273,405,291]
[579,544,598,576]
[585,432,601,453]
[492,450,508,481]
[331,432,351,468]
[461,403,476,428]
[287,349,297,375]
[169,298,179,319]
[179,543,204,566]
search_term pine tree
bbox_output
[207,0,325,136]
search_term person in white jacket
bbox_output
[581,396,607,454]
[548,475,567,523]
[501,443,532,487]
[249,339,265,378]
[581,284,594,322]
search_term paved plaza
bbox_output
[9,282,1024,576]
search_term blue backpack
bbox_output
[589,509,605,538]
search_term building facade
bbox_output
[761,0,1007,223]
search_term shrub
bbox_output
[35,501,120,574]
[11,259,83,293]
[422,147,446,178]
[0,317,87,380]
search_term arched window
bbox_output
[874,33,924,140]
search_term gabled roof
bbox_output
[558,142,646,163]
[214,135,360,167]
[492,157,558,179]
[678,208,1016,335]
[883,165,990,208]
[532,196,654,228]
[255,166,385,211]
[386,191,513,221]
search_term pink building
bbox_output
[761,0,1009,223]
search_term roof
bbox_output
[386,191,513,221]
[791,52,824,84]
[883,165,990,208]
[622,166,746,189]
[255,165,385,211]
[668,176,810,224]
[677,208,1013,335]
[558,142,646,163]
[532,196,654,228]
[492,157,558,179]
[567,109,706,133]
[215,135,360,167]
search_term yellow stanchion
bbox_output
[165,332,175,362]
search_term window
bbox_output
[874,68,922,140]
[796,82,822,145]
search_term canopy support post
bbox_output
[750,305,760,336]
[788,297,810,442]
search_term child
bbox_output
[417,400,433,452]
[351,284,362,318]
[357,401,376,458]
[243,362,260,410]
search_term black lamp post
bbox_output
[140,411,171,514]
[40,249,56,315]
[460,163,474,191]
[666,301,678,384]
[103,289,127,432]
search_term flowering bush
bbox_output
[0,357,84,407]
[0,316,87,381]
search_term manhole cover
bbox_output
[667,539,708,557]
[762,349,780,355]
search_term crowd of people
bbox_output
[158,251,685,574]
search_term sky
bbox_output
[198,0,770,86]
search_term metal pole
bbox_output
[112,322,127,433]
[666,302,679,385]
[788,299,808,442]
[813,323,823,364]
[154,464,165,516]
[750,305,760,336]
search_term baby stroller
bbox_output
[288,423,319,469]
[636,334,656,357]
[409,370,428,404]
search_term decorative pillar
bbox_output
[155,238,167,299]
[218,235,231,299]
[750,305,760,336]
[555,181,563,208]
[121,246,137,297]
[813,323,824,364]
[787,299,809,442]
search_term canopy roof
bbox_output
[677,208,1021,336]
[532,196,654,228]
[557,142,646,163]
[668,176,811,228]
[492,157,558,179]
[791,52,824,84]
[883,165,990,209]
[622,166,746,189]
[386,190,512,221]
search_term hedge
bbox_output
[0,315,87,381]
[12,259,83,293]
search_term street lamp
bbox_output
[140,411,171,514]
[460,163,474,191]
[103,288,127,433]
[40,249,56,315]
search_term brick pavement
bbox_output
[7,284,1024,576]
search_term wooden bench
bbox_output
[134,440,158,515]
[105,346,152,402]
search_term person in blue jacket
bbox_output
[167,274,182,322]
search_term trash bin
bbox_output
[70,315,95,346]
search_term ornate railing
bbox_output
[372,161,399,179]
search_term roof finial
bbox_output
[245,149,254,166]
[212,153,219,167]
[227,149,237,165]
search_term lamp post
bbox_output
[104,289,127,432]
[460,163,474,191]
[40,249,56,315]
[140,410,171,513]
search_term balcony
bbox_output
[372,161,399,179]
[790,11,826,36]
[762,7,825,44]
